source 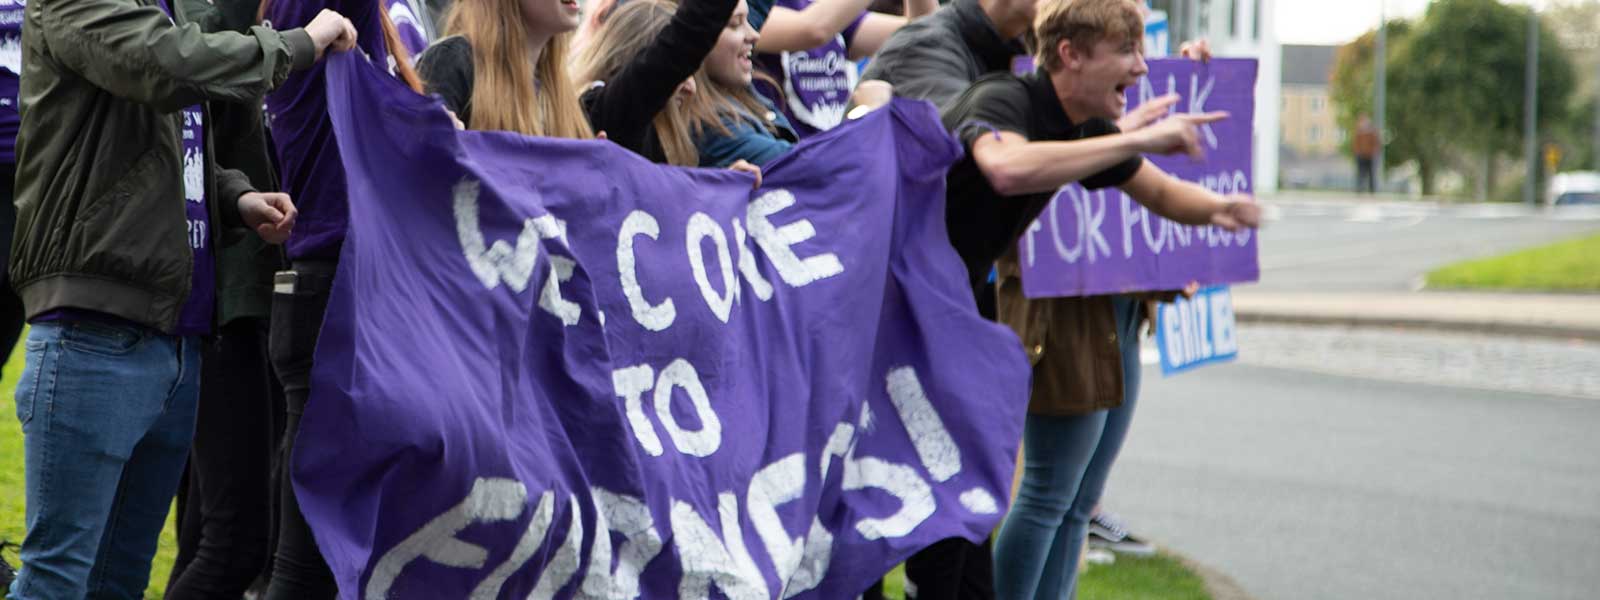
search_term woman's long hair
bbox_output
[575,0,779,164]
[258,0,425,93]
[442,0,593,138]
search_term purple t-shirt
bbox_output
[266,0,423,259]
[174,105,214,336]
[0,0,23,164]
[752,0,865,138]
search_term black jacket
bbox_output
[581,0,738,164]
[859,0,1026,109]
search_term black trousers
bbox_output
[263,260,339,600]
[166,319,282,599]
[1356,158,1376,194]
[0,163,28,373]
[903,537,995,600]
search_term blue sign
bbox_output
[1156,285,1240,375]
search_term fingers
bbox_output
[1143,94,1180,114]
[596,130,608,140]
[240,192,297,244]
[336,17,358,52]
[256,223,290,245]
[1181,111,1229,124]
[1180,39,1213,62]
[268,193,299,229]
[727,160,763,188]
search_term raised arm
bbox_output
[753,0,876,52]
[36,0,352,112]
[841,0,935,58]
[587,0,740,154]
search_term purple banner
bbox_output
[297,52,1029,599]
[1020,58,1260,298]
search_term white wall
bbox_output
[1175,0,1280,193]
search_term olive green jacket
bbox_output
[10,0,314,332]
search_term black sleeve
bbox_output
[586,0,739,156]
[417,36,475,124]
[1076,118,1143,189]
[940,76,1031,151]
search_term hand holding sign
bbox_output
[306,10,359,60]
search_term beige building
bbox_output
[1280,44,1341,157]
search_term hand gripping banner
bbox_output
[295,52,1029,599]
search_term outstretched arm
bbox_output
[1118,162,1260,229]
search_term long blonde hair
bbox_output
[442,0,593,138]
[576,0,780,165]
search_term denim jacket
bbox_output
[694,93,799,168]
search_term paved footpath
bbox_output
[1234,291,1600,341]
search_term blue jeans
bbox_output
[8,321,201,600]
[993,296,1143,600]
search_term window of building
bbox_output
[1229,0,1239,38]
[1311,97,1325,112]
[1310,126,1322,142]
[1252,0,1262,40]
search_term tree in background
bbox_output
[1330,0,1577,198]
[1330,20,1428,190]
[1543,0,1600,172]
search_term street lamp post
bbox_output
[1523,7,1539,206]
[1374,1,1387,193]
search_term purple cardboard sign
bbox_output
[298,52,1029,599]
[1020,58,1260,298]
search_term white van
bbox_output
[1547,171,1600,206]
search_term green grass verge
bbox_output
[878,552,1210,599]
[1426,233,1600,292]
[0,332,179,599]
[1079,553,1213,599]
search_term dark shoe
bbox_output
[0,541,18,593]
[1087,511,1157,557]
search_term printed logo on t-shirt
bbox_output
[780,34,857,131]
[181,108,204,204]
[0,0,24,77]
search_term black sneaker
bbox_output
[1087,511,1157,557]
[0,541,17,592]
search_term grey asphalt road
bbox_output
[1253,200,1600,292]
[1106,329,1600,600]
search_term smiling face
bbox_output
[1060,35,1147,120]
[521,0,582,37]
[703,0,758,88]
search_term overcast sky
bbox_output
[1274,0,1550,45]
